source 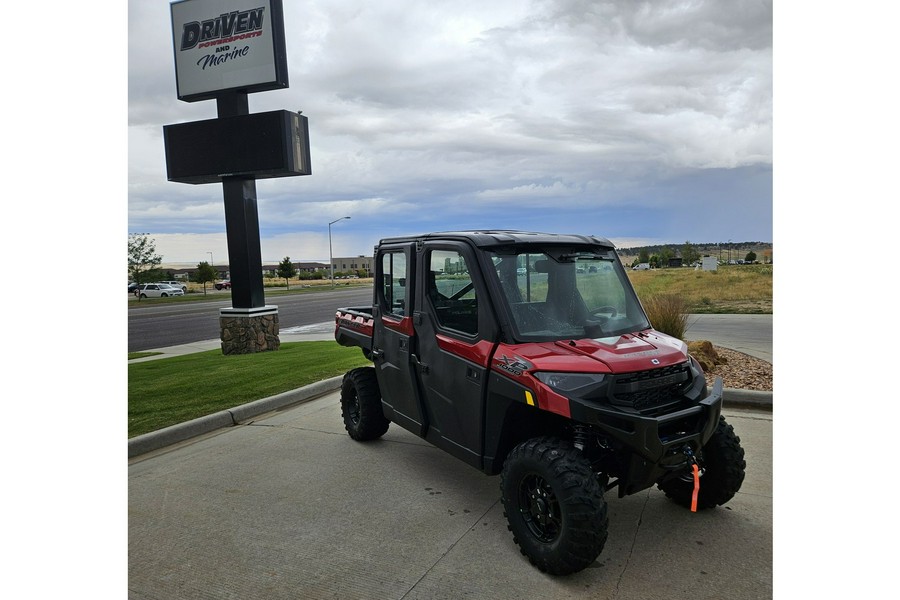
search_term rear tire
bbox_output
[340,367,389,441]
[500,437,608,575]
[658,416,746,509]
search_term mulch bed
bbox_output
[708,346,773,391]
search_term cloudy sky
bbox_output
[128,0,772,265]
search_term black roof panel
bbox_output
[378,230,615,249]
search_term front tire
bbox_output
[658,416,746,509]
[340,367,389,441]
[500,437,608,575]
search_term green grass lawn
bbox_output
[129,341,369,438]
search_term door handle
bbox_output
[371,347,384,360]
[411,355,430,374]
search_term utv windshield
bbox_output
[487,247,651,341]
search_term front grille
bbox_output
[609,362,691,412]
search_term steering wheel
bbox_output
[590,306,618,318]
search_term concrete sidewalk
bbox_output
[129,393,772,599]
[128,322,337,363]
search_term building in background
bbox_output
[330,256,374,277]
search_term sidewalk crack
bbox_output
[398,499,501,599]
[614,490,651,597]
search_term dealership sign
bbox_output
[170,0,288,102]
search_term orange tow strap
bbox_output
[690,464,700,512]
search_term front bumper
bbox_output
[569,377,724,496]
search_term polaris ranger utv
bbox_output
[334,230,745,575]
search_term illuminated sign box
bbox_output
[170,0,288,102]
[164,111,311,183]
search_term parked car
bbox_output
[214,280,231,290]
[134,283,185,298]
[160,280,188,293]
[128,282,139,293]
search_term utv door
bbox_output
[373,245,426,435]
[412,242,497,468]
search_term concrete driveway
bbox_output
[129,392,772,599]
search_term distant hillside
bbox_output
[616,241,773,264]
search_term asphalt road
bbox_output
[684,314,772,362]
[128,286,372,352]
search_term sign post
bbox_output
[164,0,310,354]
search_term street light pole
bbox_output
[329,216,351,288]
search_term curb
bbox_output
[723,388,772,411]
[128,376,344,458]
[129,378,772,458]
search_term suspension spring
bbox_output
[573,424,590,451]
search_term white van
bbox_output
[632,263,650,271]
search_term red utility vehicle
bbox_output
[334,231,745,575]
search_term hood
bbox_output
[498,329,689,375]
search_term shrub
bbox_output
[642,294,688,340]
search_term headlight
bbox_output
[534,372,606,393]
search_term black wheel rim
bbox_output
[347,391,361,425]
[518,473,562,543]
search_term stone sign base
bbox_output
[220,306,280,355]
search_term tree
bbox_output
[658,247,674,268]
[277,256,297,289]
[128,233,162,301]
[639,249,650,264]
[195,261,217,294]
[682,241,700,266]
[745,251,757,263]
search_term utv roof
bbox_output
[377,230,615,249]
